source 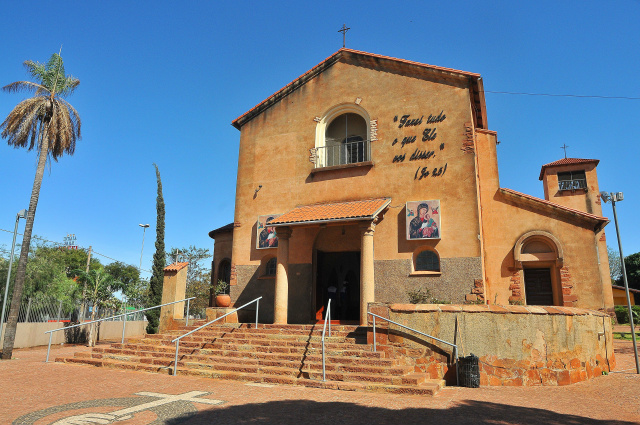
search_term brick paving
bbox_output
[1,340,639,424]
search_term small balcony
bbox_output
[558,178,587,191]
[313,138,372,169]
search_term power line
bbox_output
[0,227,152,273]
[485,90,640,101]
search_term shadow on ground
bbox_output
[166,399,637,425]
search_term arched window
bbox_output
[315,104,370,168]
[265,257,277,277]
[325,113,367,165]
[217,259,231,294]
[414,249,440,272]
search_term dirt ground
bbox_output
[1,339,639,424]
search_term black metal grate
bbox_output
[458,353,480,388]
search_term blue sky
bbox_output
[1,1,639,277]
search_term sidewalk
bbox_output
[1,340,639,424]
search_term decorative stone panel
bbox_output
[560,265,576,306]
[509,271,523,304]
[461,122,475,154]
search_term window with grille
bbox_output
[415,250,440,272]
[558,171,586,191]
[265,257,277,276]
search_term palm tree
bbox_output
[71,268,123,347]
[0,53,81,359]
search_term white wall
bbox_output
[0,321,146,349]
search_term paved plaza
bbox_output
[1,340,639,424]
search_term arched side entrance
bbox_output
[513,231,564,306]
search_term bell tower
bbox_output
[539,158,602,216]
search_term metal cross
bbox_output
[561,143,569,159]
[338,24,350,48]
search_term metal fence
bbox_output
[1,296,146,324]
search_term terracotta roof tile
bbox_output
[232,48,481,129]
[539,158,599,180]
[164,262,189,272]
[500,188,608,227]
[208,222,234,239]
[269,198,391,226]
[612,284,640,294]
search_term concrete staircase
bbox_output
[55,323,445,396]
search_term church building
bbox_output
[209,48,614,325]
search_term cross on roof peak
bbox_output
[338,24,350,48]
[560,144,570,159]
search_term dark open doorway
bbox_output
[316,251,360,322]
[524,268,554,306]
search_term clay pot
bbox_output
[215,294,231,308]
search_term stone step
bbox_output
[146,330,366,343]
[91,345,396,367]
[55,356,443,396]
[171,325,365,336]
[122,338,372,354]
[142,334,364,346]
[83,351,408,375]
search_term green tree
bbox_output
[104,262,149,307]
[146,164,165,333]
[167,246,212,316]
[619,252,640,291]
[71,268,123,346]
[1,241,99,325]
[608,245,622,283]
[1,52,81,360]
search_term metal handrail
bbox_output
[44,297,196,362]
[315,139,371,168]
[321,298,332,381]
[368,311,459,386]
[170,296,262,376]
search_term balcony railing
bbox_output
[314,139,371,168]
[559,179,587,191]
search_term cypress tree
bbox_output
[146,163,165,333]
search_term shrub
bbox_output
[614,305,640,324]
[407,288,450,304]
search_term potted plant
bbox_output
[214,280,231,308]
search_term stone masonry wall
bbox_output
[368,303,614,386]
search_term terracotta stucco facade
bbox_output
[209,49,614,324]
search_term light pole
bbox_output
[601,191,639,374]
[1,209,28,335]
[138,224,150,272]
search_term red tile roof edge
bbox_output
[500,188,608,225]
[231,48,481,130]
[208,222,234,239]
[164,262,189,272]
[269,197,391,226]
[612,285,640,294]
[538,158,600,180]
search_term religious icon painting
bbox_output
[257,214,282,249]
[406,200,441,240]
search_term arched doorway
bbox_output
[514,232,564,306]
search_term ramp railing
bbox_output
[44,297,196,362]
[170,296,262,376]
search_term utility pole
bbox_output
[1,209,27,337]
[601,191,639,374]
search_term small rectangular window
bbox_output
[558,171,586,191]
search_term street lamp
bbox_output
[1,209,28,333]
[138,224,150,272]
[601,191,639,374]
